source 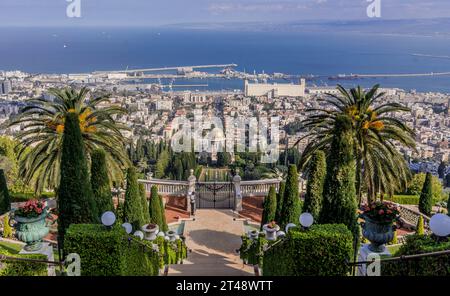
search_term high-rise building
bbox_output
[0,80,11,95]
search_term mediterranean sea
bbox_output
[1,27,450,93]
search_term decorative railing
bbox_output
[240,179,281,197]
[398,205,431,229]
[138,179,189,196]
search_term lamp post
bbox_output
[189,192,196,216]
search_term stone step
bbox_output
[168,264,254,276]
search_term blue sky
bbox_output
[0,0,448,26]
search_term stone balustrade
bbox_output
[240,179,281,197]
[138,179,189,196]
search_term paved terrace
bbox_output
[168,209,254,276]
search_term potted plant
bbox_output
[141,223,159,241]
[12,200,50,251]
[360,201,400,252]
[262,221,280,241]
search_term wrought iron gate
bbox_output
[195,181,235,209]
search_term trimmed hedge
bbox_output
[262,224,353,276]
[385,195,419,205]
[0,246,47,276]
[64,224,159,276]
[9,192,55,203]
[382,235,450,276]
[64,223,187,276]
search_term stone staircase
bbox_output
[168,209,254,276]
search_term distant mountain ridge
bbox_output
[163,18,450,37]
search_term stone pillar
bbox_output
[357,243,391,276]
[233,169,242,211]
[187,169,196,214]
[19,242,56,276]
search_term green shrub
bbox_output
[389,230,398,245]
[239,233,269,266]
[9,191,55,203]
[385,195,419,205]
[263,224,353,276]
[63,223,187,276]
[2,215,13,238]
[0,169,11,215]
[64,224,159,276]
[0,246,47,276]
[382,235,450,275]
[416,216,424,235]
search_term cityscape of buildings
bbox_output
[1,68,449,180]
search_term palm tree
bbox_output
[261,166,287,180]
[9,87,130,192]
[298,84,416,203]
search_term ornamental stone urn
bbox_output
[142,223,159,241]
[248,230,259,240]
[166,230,177,242]
[361,215,395,253]
[262,224,280,241]
[13,210,50,251]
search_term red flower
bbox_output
[378,210,384,215]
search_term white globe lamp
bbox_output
[429,214,450,237]
[134,231,144,240]
[101,211,116,228]
[121,222,133,234]
[299,213,314,228]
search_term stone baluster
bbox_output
[233,169,242,211]
[187,169,196,214]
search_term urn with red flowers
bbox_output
[360,201,400,253]
[12,200,50,251]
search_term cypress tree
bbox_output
[124,167,145,229]
[261,186,277,229]
[419,172,433,216]
[279,165,300,228]
[275,181,285,222]
[318,115,358,237]
[58,112,97,245]
[90,149,113,217]
[303,150,326,220]
[174,158,183,180]
[149,185,163,228]
[159,194,168,232]
[139,183,150,222]
[0,169,10,215]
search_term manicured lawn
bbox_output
[387,244,402,255]
[10,191,55,203]
[0,240,23,254]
